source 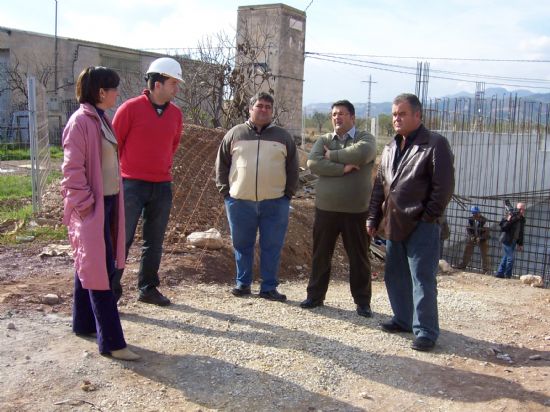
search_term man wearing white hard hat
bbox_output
[112,57,183,306]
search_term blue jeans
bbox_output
[224,196,290,292]
[385,221,441,342]
[497,242,517,278]
[112,179,173,294]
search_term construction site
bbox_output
[0,3,549,411]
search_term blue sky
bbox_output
[2,0,550,104]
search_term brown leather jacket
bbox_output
[367,124,454,241]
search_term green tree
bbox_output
[311,111,329,133]
[378,114,393,137]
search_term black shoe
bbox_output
[300,298,324,309]
[411,337,436,352]
[231,285,251,297]
[495,274,505,279]
[138,287,171,306]
[356,304,372,318]
[259,289,287,302]
[380,321,411,333]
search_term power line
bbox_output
[305,51,550,63]
[306,55,550,91]
[313,53,550,84]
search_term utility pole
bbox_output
[415,61,430,108]
[361,75,377,121]
[54,0,58,94]
[361,76,377,134]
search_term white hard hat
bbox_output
[146,57,183,82]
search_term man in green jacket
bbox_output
[300,100,377,317]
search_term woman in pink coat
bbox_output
[61,66,139,360]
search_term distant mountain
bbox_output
[303,101,392,118]
[444,87,539,99]
[304,89,550,116]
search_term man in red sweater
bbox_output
[112,57,183,306]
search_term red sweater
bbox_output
[113,90,183,182]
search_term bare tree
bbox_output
[0,52,53,105]
[171,16,287,130]
[173,38,229,128]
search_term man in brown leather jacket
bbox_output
[367,93,454,352]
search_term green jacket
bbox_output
[307,129,376,213]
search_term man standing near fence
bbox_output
[111,57,184,306]
[496,202,526,278]
[215,92,299,301]
[367,93,454,352]
[457,206,491,273]
[300,100,376,317]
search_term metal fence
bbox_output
[426,96,550,287]
[28,76,51,213]
[0,101,30,163]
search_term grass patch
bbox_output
[0,175,33,200]
[50,146,64,159]
[0,172,67,244]
[0,146,30,161]
[21,225,67,242]
[0,144,64,161]
[1,224,67,245]
[0,203,33,222]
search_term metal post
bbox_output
[54,0,58,93]
[361,76,376,126]
[27,76,40,212]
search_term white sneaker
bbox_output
[111,347,140,361]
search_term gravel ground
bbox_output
[1,273,549,411]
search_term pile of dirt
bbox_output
[35,123,380,291]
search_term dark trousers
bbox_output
[112,179,173,298]
[306,208,372,305]
[73,195,126,354]
[461,239,490,271]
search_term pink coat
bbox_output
[61,103,126,290]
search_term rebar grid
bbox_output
[425,95,550,286]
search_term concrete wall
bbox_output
[0,26,168,137]
[237,4,306,138]
[445,130,550,196]
[439,129,550,277]
[0,26,162,104]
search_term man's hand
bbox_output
[343,164,359,174]
[367,226,377,238]
[323,145,331,160]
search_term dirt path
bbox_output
[1,252,549,411]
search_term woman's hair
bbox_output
[76,66,120,104]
